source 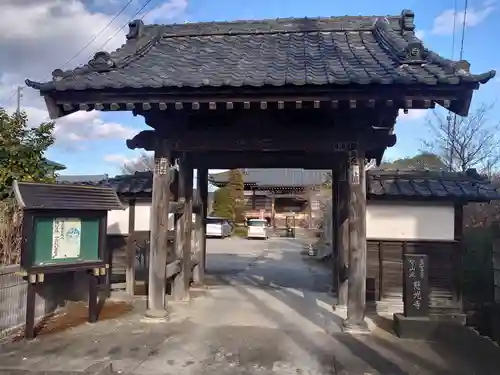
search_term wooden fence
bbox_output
[493,237,500,304]
[0,265,66,339]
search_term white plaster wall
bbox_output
[134,202,151,231]
[320,200,455,245]
[366,202,455,241]
[106,201,175,234]
[107,204,129,235]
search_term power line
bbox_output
[451,0,458,59]
[458,0,469,60]
[4,90,17,105]
[36,0,136,83]
[447,0,459,171]
[87,0,156,59]
[449,0,469,171]
[58,0,135,71]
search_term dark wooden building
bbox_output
[27,10,495,330]
[209,169,326,227]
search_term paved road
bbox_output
[2,237,500,375]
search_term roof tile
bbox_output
[57,168,500,203]
[26,12,495,93]
[14,181,123,211]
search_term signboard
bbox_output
[52,218,82,259]
[350,164,360,185]
[31,217,100,267]
[403,254,429,317]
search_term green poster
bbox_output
[32,217,100,266]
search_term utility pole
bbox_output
[16,86,23,121]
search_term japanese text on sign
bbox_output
[408,259,422,310]
[51,218,82,260]
[404,254,429,317]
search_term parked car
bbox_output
[206,216,233,239]
[247,219,269,240]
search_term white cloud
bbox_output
[142,0,188,23]
[0,0,188,150]
[415,30,426,40]
[431,4,495,35]
[398,109,427,122]
[104,154,132,164]
[104,151,152,165]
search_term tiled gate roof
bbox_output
[26,11,495,93]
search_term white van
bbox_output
[247,219,269,240]
[206,216,233,239]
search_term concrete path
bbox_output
[2,237,500,374]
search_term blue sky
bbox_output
[7,0,499,176]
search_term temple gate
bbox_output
[26,10,495,331]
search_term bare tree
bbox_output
[423,103,500,175]
[121,152,154,174]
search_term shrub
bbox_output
[233,226,248,237]
[212,186,233,219]
[0,200,22,265]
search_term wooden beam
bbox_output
[193,168,208,284]
[186,151,364,170]
[145,142,172,319]
[169,201,185,213]
[53,85,472,107]
[162,129,394,152]
[126,128,396,153]
[344,150,368,332]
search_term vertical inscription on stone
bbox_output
[403,254,429,317]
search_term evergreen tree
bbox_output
[0,108,55,265]
[0,108,56,199]
[227,169,245,223]
[211,186,233,219]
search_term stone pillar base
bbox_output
[342,318,370,334]
[142,308,168,323]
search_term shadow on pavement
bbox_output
[206,238,500,375]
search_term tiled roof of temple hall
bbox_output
[26,10,495,93]
[59,169,500,203]
[208,168,500,202]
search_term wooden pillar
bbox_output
[271,197,276,228]
[182,161,194,296]
[125,198,136,296]
[344,150,368,331]
[145,142,171,319]
[337,161,349,307]
[172,155,186,301]
[307,189,313,228]
[331,169,339,296]
[453,203,464,311]
[193,168,208,284]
